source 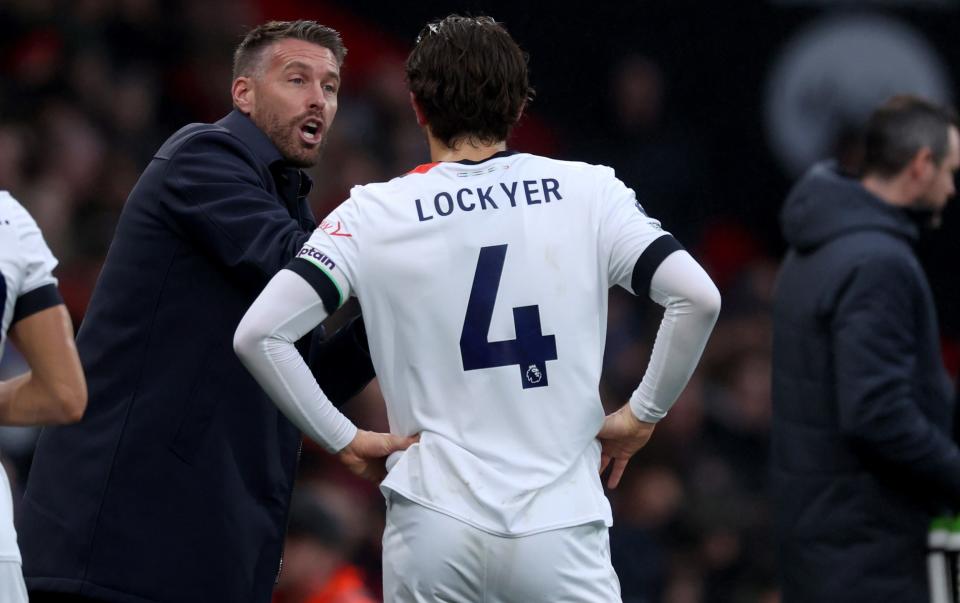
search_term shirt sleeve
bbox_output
[593,166,721,422]
[283,198,361,315]
[628,251,721,422]
[9,199,62,324]
[596,166,683,296]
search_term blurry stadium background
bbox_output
[1,1,959,602]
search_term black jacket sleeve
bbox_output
[163,131,376,399]
[832,255,960,503]
[306,316,374,406]
[162,131,309,291]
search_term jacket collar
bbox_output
[780,161,919,251]
[216,109,314,194]
[217,110,285,168]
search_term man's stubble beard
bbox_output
[255,109,326,169]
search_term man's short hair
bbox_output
[233,20,346,79]
[406,15,534,148]
[862,95,958,177]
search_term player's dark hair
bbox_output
[862,95,957,178]
[233,20,346,79]
[406,15,534,148]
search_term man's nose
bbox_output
[308,83,326,111]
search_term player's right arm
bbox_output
[234,217,416,482]
[0,304,86,425]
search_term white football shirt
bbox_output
[296,152,681,536]
[0,191,60,562]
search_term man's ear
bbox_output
[410,92,427,127]
[909,146,935,180]
[232,77,255,115]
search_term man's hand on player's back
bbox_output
[337,430,420,483]
[597,404,656,489]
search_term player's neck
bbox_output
[428,135,507,163]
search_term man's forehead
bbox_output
[267,38,339,73]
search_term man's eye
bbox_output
[290,77,305,85]
[324,84,338,94]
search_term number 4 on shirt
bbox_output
[459,244,557,389]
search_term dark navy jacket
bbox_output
[19,111,373,603]
[771,162,960,603]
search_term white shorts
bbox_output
[0,561,28,603]
[382,494,621,603]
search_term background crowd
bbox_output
[1,1,958,602]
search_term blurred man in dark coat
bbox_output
[18,21,395,603]
[772,95,960,602]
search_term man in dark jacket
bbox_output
[772,95,960,602]
[18,21,406,603]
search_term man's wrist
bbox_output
[330,422,359,454]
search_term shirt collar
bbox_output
[452,149,517,165]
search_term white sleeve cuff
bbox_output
[628,390,668,423]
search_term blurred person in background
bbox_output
[609,464,684,602]
[235,14,720,602]
[583,53,712,247]
[18,20,380,603]
[772,94,960,602]
[0,190,86,603]
[273,491,376,603]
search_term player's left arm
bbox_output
[627,249,721,422]
[0,303,87,425]
[233,248,415,482]
[0,200,86,425]
[598,249,720,487]
[595,169,721,487]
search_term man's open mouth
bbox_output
[300,120,321,144]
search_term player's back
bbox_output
[312,151,668,535]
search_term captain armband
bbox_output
[284,245,347,315]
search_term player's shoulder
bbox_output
[511,154,623,188]
[0,191,39,233]
[474,151,611,175]
[0,190,25,215]
[518,152,602,170]
[345,162,443,205]
[0,191,45,266]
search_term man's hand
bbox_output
[597,404,656,489]
[337,430,419,483]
